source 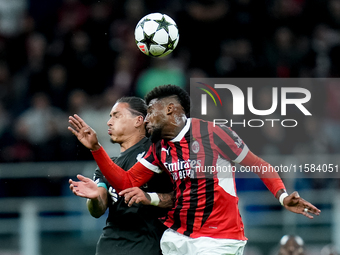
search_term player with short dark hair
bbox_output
[116,97,148,118]
[69,97,173,255]
[68,85,320,255]
[144,85,191,115]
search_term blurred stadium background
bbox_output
[0,0,340,254]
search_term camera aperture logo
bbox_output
[197,82,223,114]
[197,82,312,128]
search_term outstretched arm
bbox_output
[240,151,321,219]
[119,187,174,208]
[68,114,155,192]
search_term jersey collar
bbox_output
[170,118,191,142]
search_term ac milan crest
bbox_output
[191,140,200,154]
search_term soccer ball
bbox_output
[134,13,179,57]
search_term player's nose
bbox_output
[107,118,113,126]
[144,114,150,124]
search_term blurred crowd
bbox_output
[0,0,340,162]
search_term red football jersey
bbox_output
[139,118,249,240]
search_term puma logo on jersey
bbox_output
[161,147,171,155]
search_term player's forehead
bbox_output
[147,95,180,110]
[147,98,164,111]
[110,102,130,115]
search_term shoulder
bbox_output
[143,138,163,154]
[191,118,220,131]
[111,156,118,162]
[191,118,225,137]
[143,137,153,149]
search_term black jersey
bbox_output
[93,137,173,255]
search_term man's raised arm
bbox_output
[68,114,154,192]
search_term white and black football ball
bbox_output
[134,13,179,57]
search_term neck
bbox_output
[120,133,145,152]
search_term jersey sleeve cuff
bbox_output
[233,145,249,164]
[97,182,108,190]
[139,158,162,173]
[91,146,104,155]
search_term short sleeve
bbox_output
[139,143,163,173]
[93,167,108,190]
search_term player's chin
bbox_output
[150,128,162,143]
[146,127,154,135]
[110,137,117,144]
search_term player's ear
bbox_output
[134,115,145,128]
[166,103,174,115]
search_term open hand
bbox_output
[68,114,101,151]
[283,191,321,219]
[69,174,100,199]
